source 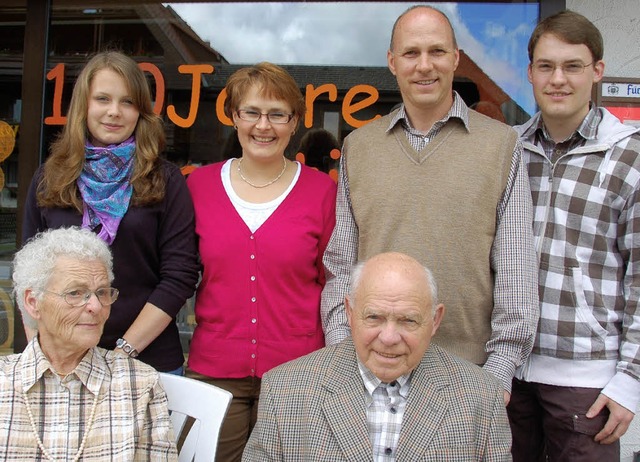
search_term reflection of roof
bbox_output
[136,4,228,64]
[457,50,508,105]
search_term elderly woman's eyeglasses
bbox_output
[236,109,294,124]
[44,288,119,307]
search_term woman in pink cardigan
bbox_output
[186,62,337,462]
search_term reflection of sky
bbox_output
[168,2,538,115]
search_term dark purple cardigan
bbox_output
[23,160,199,371]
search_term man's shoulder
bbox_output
[265,340,352,385]
[345,113,395,141]
[468,109,518,138]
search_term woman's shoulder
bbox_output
[185,161,226,187]
[298,163,337,191]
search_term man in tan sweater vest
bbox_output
[321,5,539,406]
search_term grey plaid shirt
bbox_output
[516,106,640,412]
[358,363,411,462]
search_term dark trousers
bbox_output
[187,371,261,462]
[507,378,620,462]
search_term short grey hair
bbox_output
[347,258,439,314]
[13,227,114,329]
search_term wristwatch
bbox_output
[115,337,139,358]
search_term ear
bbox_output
[23,289,42,322]
[387,49,397,76]
[592,60,605,83]
[527,63,534,84]
[431,303,445,335]
[452,48,460,72]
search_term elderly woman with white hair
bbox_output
[0,227,177,461]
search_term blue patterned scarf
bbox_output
[78,136,136,244]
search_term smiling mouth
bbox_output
[415,79,437,86]
[376,351,401,359]
[253,135,275,143]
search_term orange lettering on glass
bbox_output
[304,84,338,128]
[138,62,165,115]
[343,85,381,128]
[45,63,67,125]
[166,64,214,128]
[44,63,384,131]
[216,88,233,126]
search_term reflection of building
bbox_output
[2,4,532,168]
[3,2,532,354]
[456,50,530,125]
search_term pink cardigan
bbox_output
[186,162,337,378]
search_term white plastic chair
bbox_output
[159,373,232,462]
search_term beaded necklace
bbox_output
[23,387,99,462]
[237,156,287,188]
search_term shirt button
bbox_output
[250,254,255,259]
[251,318,257,323]
[250,276,256,281]
[252,339,256,344]
[251,354,256,359]
[390,407,397,414]
[250,235,254,240]
[251,297,256,302]
[385,448,392,455]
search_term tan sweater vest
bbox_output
[344,110,517,364]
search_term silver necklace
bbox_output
[23,389,99,462]
[237,157,287,188]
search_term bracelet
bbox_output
[115,337,139,358]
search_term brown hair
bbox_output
[38,51,166,211]
[528,10,603,62]
[223,62,306,129]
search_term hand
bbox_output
[586,393,634,444]
[503,390,511,406]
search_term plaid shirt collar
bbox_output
[522,104,602,144]
[387,91,469,135]
[19,336,106,395]
[357,359,411,404]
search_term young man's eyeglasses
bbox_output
[236,109,294,124]
[44,288,119,307]
[531,61,593,75]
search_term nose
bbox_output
[84,292,104,314]
[415,52,433,72]
[549,65,568,84]
[378,321,402,345]
[107,102,121,117]
[255,113,272,129]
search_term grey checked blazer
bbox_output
[242,339,512,461]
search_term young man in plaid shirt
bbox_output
[508,10,640,462]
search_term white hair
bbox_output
[13,227,114,329]
[348,256,439,315]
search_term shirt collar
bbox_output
[18,337,107,395]
[357,359,411,401]
[387,91,470,134]
[523,104,601,143]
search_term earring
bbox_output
[233,125,238,130]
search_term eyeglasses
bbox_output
[531,61,593,75]
[236,109,294,125]
[44,288,119,307]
